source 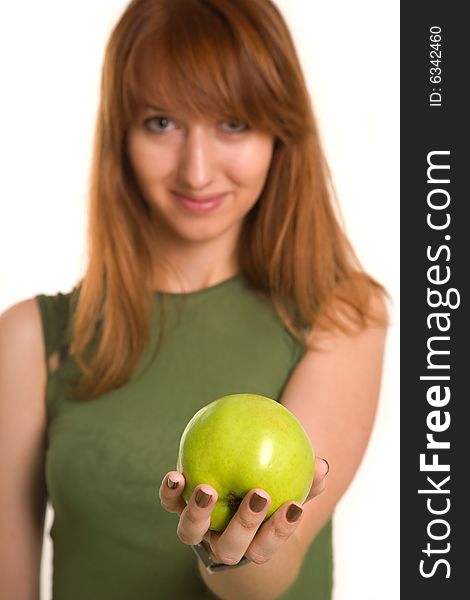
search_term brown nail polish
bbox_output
[249,493,267,513]
[195,490,212,508]
[167,478,178,490]
[286,504,303,523]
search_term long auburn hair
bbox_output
[68,0,386,401]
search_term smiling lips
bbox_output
[171,191,227,213]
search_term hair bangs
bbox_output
[122,1,287,136]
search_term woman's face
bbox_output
[126,106,274,247]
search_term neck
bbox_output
[150,233,240,293]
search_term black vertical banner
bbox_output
[401,3,468,598]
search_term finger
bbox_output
[177,484,218,546]
[305,457,329,502]
[211,489,271,565]
[159,471,187,515]
[244,501,304,565]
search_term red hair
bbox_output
[68,0,386,400]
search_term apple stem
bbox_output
[227,493,242,513]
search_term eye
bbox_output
[220,119,248,134]
[143,116,177,133]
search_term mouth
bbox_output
[171,191,228,213]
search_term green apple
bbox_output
[177,393,315,532]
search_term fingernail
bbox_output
[286,504,303,523]
[249,493,267,513]
[167,478,178,490]
[195,490,212,508]
[324,459,330,475]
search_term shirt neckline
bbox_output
[153,272,242,300]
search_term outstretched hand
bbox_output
[158,457,329,567]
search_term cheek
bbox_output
[229,142,273,191]
[128,137,175,188]
[137,154,175,188]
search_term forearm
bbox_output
[197,532,303,600]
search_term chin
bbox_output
[167,216,242,246]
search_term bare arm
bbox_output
[0,299,48,600]
[279,298,387,560]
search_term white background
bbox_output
[0,1,399,599]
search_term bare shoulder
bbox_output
[0,298,47,412]
[308,282,389,351]
[0,297,45,361]
[0,297,44,339]
[364,285,389,327]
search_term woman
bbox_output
[0,0,388,598]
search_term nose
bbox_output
[177,125,216,190]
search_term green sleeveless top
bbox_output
[36,274,333,599]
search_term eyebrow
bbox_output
[143,103,167,112]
